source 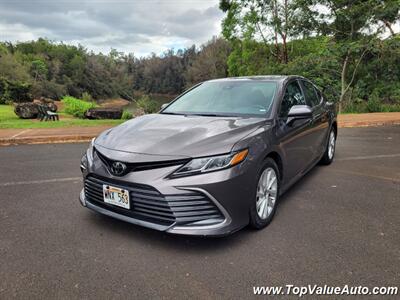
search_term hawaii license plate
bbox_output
[103,184,130,209]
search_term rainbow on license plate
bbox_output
[103,185,130,209]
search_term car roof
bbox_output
[206,75,304,83]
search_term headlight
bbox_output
[170,149,248,177]
[80,153,88,171]
[80,138,95,171]
[87,137,95,159]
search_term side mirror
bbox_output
[286,105,312,125]
[161,102,170,110]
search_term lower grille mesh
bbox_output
[84,175,224,226]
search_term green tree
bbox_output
[373,0,400,36]
[0,53,31,82]
[298,0,400,110]
[31,59,48,81]
[220,0,303,64]
[185,37,231,87]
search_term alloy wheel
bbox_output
[256,167,278,220]
[328,130,335,160]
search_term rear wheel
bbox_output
[250,158,280,229]
[320,127,336,165]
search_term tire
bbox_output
[320,127,336,165]
[249,158,280,229]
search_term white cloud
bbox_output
[0,22,50,41]
[0,0,223,55]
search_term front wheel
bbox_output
[249,158,280,229]
[320,128,336,165]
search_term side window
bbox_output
[280,80,305,118]
[315,88,323,102]
[302,81,320,107]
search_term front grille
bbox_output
[95,148,189,175]
[84,175,224,226]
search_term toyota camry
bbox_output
[79,76,337,236]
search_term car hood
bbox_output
[95,113,266,158]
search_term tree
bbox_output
[373,0,400,36]
[298,0,400,110]
[185,37,231,87]
[220,0,303,64]
[0,53,31,82]
[31,60,48,81]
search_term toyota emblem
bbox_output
[110,161,127,176]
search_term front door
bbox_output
[300,80,330,159]
[275,80,315,183]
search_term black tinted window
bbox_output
[302,81,320,107]
[280,81,305,117]
[315,88,323,103]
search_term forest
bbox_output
[0,37,230,102]
[0,0,399,113]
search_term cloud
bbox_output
[0,0,223,56]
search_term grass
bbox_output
[342,102,400,114]
[0,104,125,129]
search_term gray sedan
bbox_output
[80,76,337,236]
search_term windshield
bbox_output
[162,80,277,117]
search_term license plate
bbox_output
[103,185,130,209]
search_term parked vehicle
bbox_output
[80,76,337,236]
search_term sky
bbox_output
[0,0,224,56]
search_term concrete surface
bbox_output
[0,126,399,299]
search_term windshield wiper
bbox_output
[188,113,234,117]
[160,111,185,115]
[161,111,235,117]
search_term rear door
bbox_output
[275,80,315,183]
[300,80,330,158]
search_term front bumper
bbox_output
[80,148,256,236]
[79,182,235,236]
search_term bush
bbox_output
[0,77,32,104]
[32,80,66,100]
[380,103,400,112]
[62,96,97,118]
[121,109,133,120]
[342,100,368,113]
[136,95,160,114]
[366,92,382,112]
[9,81,33,103]
[342,94,400,113]
[81,92,93,102]
[0,78,10,104]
